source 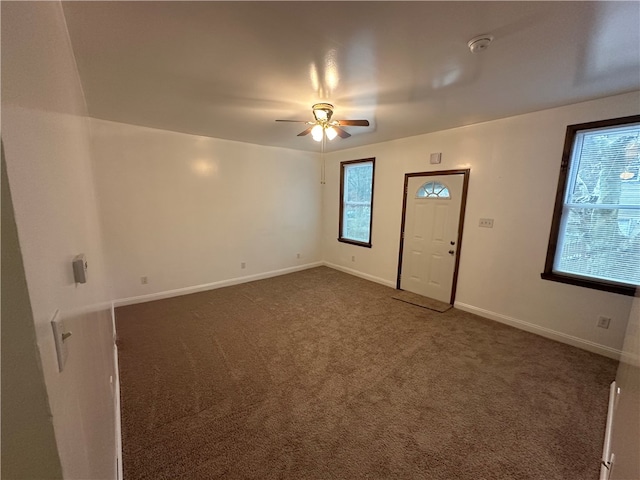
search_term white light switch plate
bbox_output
[51,310,69,372]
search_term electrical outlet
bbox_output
[296,253,301,259]
[351,255,356,262]
[241,262,246,269]
[140,276,148,284]
[479,218,494,228]
[597,316,611,329]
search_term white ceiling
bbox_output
[62,1,640,153]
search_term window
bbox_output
[543,115,640,296]
[416,181,450,198]
[339,158,375,247]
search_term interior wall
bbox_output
[1,2,117,478]
[1,149,64,479]
[610,291,640,479]
[89,119,322,301]
[322,92,639,356]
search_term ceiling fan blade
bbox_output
[334,127,351,139]
[275,119,309,123]
[297,127,313,137]
[336,119,370,127]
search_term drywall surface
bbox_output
[1,2,117,478]
[610,291,640,479]
[90,119,322,300]
[1,151,64,479]
[322,92,639,355]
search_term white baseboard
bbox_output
[320,266,620,359]
[112,264,622,360]
[454,302,622,360]
[322,262,396,288]
[112,262,324,307]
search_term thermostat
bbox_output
[72,254,88,284]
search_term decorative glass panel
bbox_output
[416,181,450,199]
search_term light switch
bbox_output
[51,310,72,372]
[479,218,494,228]
[430,152,442,164]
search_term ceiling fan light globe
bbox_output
[325,126,338,140]
[311,124,324,142]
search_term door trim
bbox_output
[396,169,470,304]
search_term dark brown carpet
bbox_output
[392,290,453,312]
[116,266,616,480]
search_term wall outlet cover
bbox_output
[479,218,494,228]
[597,316,611,329]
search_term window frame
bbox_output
[542,114,640,296]
[338,157,376,248]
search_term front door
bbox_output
[398,171,468,304]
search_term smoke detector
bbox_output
[468,35,494,53]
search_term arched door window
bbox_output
[416,181,450,199]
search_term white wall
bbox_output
[2,148,64,478]
[322,92,639,357]
[89,119,322,301]
[2,2,117,478]
[610,292,640,479]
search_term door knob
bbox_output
[448,250,455,255]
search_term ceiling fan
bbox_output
[276,103,370,141]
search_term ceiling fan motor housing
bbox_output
[312,103,334,123]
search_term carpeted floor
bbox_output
[116,266,616,480]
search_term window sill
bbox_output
[541,271,637,297]
[338,238,372,248]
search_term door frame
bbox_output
[396,169,470,304]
